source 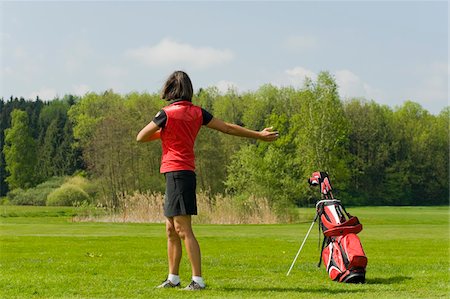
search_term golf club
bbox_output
[286,213,318,276]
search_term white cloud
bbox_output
[405,62,448,113]
[285,67,317,84]
[334,69,382,100]
[278,66,445,113]
[29,87,58,100]
[273,67,382,101]
[284,35,318,51]
[126,38,234,69]
[215,80,238,94]
[72,84,90,96]
[334,69,364,96]
[272,66,317,87]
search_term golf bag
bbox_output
[309,172,367,283]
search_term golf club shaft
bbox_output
[286,220,316,276]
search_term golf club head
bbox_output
[308,178,319,186]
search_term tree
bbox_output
[225,86,304,207]
[344,99,394,204]
[69,91,166,208]
[386,101,445,205]
[0,99,6,195]
[196,88,245,195]
[3,109,39,189]
[36,99,81,179]
[292,72,350,203]
[428,107,450,203]
[0,97,43,195]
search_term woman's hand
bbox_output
[259,127,279,142]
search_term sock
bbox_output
[168,274,180,285]
[192,276,205,287]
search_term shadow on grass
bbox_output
[222,287,365,294]
[222,277,411,293]
[365,276,412,284]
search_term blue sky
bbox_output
[0,1,448,114]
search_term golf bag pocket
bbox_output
[340,233,367,269]
[317,200,363,237]
[322,240,345,281]
[322,234,367,283]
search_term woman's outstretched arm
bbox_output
[206,117,278,142]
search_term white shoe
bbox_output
[156,279,180,288]
[184,280,205,290]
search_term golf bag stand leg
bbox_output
[286,212,319,276]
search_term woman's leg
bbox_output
[173,215,201,277]
[166,217,182,275]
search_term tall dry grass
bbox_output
[194,193,279,224]
[74,191,296,224]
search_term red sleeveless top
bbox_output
[160,101,203,173]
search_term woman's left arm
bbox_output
[136,121,161,142]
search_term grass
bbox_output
[0,205,448,298]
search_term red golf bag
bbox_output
[309,172,368,283]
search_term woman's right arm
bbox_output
[136,121,161,142]
[206,117,278,142]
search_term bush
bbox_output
[37,176,66,189]
[26,187,56,206]
[6,177,65,206]
[6,188,26,203]
[5,176,97,206]
[46,184,90,206]
[64,176,98,198]
[7,188,46,206]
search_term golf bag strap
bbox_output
[317,212,321,250]
[317,236,328,268]
[341,204,352,218]
[317,214,325,268]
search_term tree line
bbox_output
[1,72,448,207]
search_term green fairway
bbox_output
[0,206,448,298]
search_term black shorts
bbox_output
[164,170,197,217]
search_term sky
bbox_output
[0,1,448,114]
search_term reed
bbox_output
[74,191,290,224]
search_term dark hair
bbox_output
[160,71,193,101]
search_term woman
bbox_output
[137,71,278,290]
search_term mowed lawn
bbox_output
[0,205,448,298]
